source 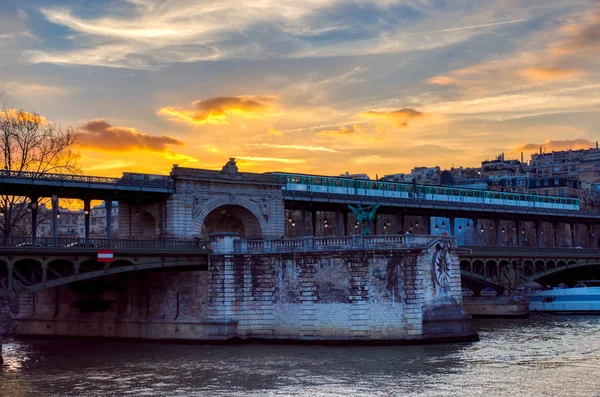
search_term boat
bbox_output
[527,280,600,313]
[479,286,498,297]
[462,295,530,317]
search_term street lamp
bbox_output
[324,217,328,228]
[458,225,462,231]
[435,224,439,231]
[57,210,61,219]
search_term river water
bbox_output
[1,314,599,397]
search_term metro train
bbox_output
[272,172,580,211]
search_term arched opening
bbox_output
[460,260,472,272]
[201,205,263,239]
[13,258,43,287]
[139,212,157,239]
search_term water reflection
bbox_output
[2,314,600,396]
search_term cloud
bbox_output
[80,119,183,152]
[235,156,306,164]
[519,67,582,82]
[244,143,338,152]
[158,95,275,125]
[357,108,423,127]
[268,127,283,136]
[427,76,457,86]
[516,139,597,154]
[316,124,365,137]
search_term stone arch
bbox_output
[460,259,472,272]
[13,258,44,287]
[193,196,269,238]
[139,212,157,239]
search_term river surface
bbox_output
[1,314,599,397]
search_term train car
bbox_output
[272,172,580,211]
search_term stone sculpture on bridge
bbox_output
[348,203,381,236]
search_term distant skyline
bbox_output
[1,0,599,177]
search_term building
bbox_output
[529,145,600,182]
[480,153,525,178]
[340,172,370,180]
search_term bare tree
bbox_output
[0,108,80,239]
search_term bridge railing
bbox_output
[464,246,600,256]
[0,237,209,251]
[233,234,454,254]
[0,169,175,189]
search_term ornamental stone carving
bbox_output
[432,241,452,296]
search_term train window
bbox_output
[371,183,378,189]
[314,178,322,185]
[467,191,473,197]
[378,183,386,190]
[389,184,396,191]
[292,176,301,184]
[333,179,342,187]
[323,178,330,186]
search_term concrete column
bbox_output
[30,197,38,242]
[51,195,59,245]
[311,210,317,237]
[396,212,404,235]
[84,198,91,240]
[7,264,13,291]
[517,220,523,247]
[448,217,455,237]
[105,200,113,240]
[536,220,544,248]
[301,210,307,237]
[554,221,560,248]
[592,224,598,249]
[343,212,348,236]
[335,210,342,237]
[424,215,430,235]
[573,223,579,247]
[495,218,502,247]
[42,262,48,283]
[373,214,378,235]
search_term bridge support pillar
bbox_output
[51,195,59,245]
[106,199,113,241]
[424,215,430,235]
[396,212,403,234]
[342,212,348,236]
[449,217,455,236]
[554,222,560,248]
[41,263,48,283]
[592,224,598,249]
[301,210,307,237]
[473,217,478,245]
[84,199,91,240]
[572,223,579,248]
[536,220,544,248]
[30,197,38,242]
[495,218,502,247]
[311,210,317,237]
[517,220,523,247]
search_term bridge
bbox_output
[1,159,599,249]
[1,158,600,349]
[460,246,600,289]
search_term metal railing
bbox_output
[0,237,209,251]
[0,170,174,190]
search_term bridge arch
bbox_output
[194,196,268,239]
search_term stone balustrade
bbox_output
[218,234,455,254]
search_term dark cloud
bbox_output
[80,119,183,152]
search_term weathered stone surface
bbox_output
[15,240,477,343]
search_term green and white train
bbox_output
[272,172,580,211]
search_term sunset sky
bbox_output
[1,0,599,178]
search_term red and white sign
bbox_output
[97,250,113,263]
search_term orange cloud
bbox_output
[427,75,457,86]
[80,119,183,152]
[158,95,275,125]
[549,7,600,57]
[357,108,423,127]
[519,67,582,82]
[317,124,364,137]
[516,138,596,154]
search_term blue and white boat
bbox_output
[528,281,600,313]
